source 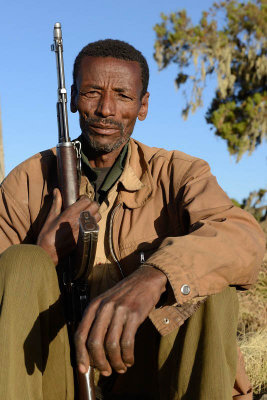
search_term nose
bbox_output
[96,92,116,117]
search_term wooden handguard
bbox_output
[57,142,79,209]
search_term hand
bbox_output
[36,188,101,265]
[74,265,167,376]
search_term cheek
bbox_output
[77,97,97,115]
[123,114,139,131]
[121,106,140,126]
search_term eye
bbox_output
[118,93,132,100]
[79,90,100,98]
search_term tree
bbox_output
[232,189,267,234]
[242,189,267,233]
[154,0,267,160]
[0,104,4,182]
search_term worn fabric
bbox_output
[0,138,264,398]
[88,177,123,300]
[101,285,240,400]
[0,139,264,332]
[0,244,74,400]
[0,244,242,400]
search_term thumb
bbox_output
[48,188,62,218]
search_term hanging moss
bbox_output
[153,0,267,161]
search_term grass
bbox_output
[237,255,267,396]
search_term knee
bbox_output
[0,244,55,284]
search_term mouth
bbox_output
[88,124,120,135]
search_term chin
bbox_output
[83,133,128,154]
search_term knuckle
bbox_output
[121,339,133,350]
[105,340,119,352]
[74,330,84,346]
[115,304,128,314]
[89,201,100,212]
[99,300,114,314]
[129,310,140,322]
[87,338,102,351]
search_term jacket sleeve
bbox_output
[0,168,34,252]
[0,188,31,252]
[145,158,265,306]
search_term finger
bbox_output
[78,198,101,222]
[75,300,100,373]
[68,196,101,223]
[86,302,115,376]
[48,188,62,218]
[76,195,95,210]
[87,201,100,215]
[120,314,139,368]
[104,308,128,373]
[70,197,100,219]
[87,202,101,223]
[92,212,101,224]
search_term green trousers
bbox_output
[0,245,238,400]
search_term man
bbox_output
[0,40,265,400]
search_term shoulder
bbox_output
[132,138,203,165]
[131,139,211,184]
[1,147,57,196]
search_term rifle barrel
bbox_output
[52,22,70,143]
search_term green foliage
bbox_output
[154,0,267,160]
[241,188,267,222]
[231,198,241,207]
[231,189,266,223]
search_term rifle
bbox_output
[51,22,97,400]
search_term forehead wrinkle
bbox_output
[78,57,142,94]
[81,82,134,94]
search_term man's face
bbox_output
[71,56,149,154]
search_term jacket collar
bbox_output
[117,139,156,209]
[79,138,158,209]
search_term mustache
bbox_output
[82,116,123,130]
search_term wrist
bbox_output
[138,264,167,294]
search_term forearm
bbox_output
[145,205,265,305]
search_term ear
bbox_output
[70,84,78,113]
[137,92,149,121]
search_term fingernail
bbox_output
[101,370,111,377]
[125,363,132,368]
[118,369,127,374]
[78,364,87,374]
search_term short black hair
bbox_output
[73,39,149,97]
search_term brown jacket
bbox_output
[0,139,265,327]
[0,138,264,397]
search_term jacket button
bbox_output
[163,318,170,324]
[181,284,190,295]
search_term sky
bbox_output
[0,0,266,202]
